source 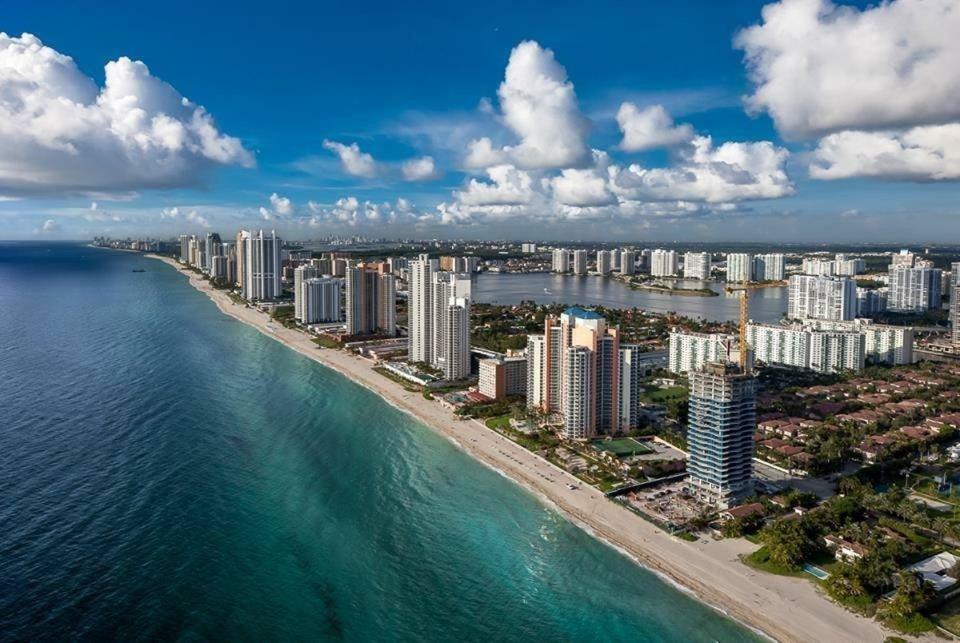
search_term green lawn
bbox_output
[485,415,513,431]
[641,386,687,403]
[742,546,806,578]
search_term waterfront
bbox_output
[0,243,758,641]
[474,272,788,324]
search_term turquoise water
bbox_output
[0,243,759,641]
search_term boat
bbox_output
[131,269,145,273]
[543,288,552,294]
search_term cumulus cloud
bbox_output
[35,218,60,233]
[306,196,430,227]
[455,165,539,207]
[736,0,960,139]
[609,136,792,202]
[322,140,377,177]
[83,201,124,222]
[0,32,253,196]
[811,124,960,181]
[268,192,293,215]
[160,206,210,228]
[616,103,694,151]
[401,155,439,181]
[464,40,590,170]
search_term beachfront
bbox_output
[151,254,895,643]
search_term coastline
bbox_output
[149,254,894,643]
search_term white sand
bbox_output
[152,255,900,643]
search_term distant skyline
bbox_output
[2,0,960,242]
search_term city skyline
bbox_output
[3,0,960,242]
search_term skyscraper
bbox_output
[619,249,635,275]
[753,254,785,281]
[726,253,753,283]
[302,277,342,324]
[668,331,736,374]
[572,249,588,275]
[408,254,434,364]
[408,255,471,379]
[596,250,613,276]
[345,264,396,336]
[204,232,221,274]
[683,252,711,280]
[241,229,281,301]
[552,248,569,273]
[687,363,756,507]
[650,249,679,277]
[889,261,942,312]
[787,275,856,321]
[294,264,321,322]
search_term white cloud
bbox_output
[549,152,617,207]
[83,200,124,222]
[306,196,429,227]
[811,124,960,181]
[35,218,60,233]
[609,136,792,203]
[616,103,694,151]
[464,40,590,170]
[0,32,253,196]
[401,156,439,181]
[455,165,538,207]
[322,140,377,177]
[269,192,293,215]
[159,206,209,227]
[736,0,960,139]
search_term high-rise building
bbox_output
[345,264,396,336]
[552,248,570,273]
[294,264,321,321]
[683,252,711,280]
[889,261,942,312]
[241,229,281,301]
[953,285,960,348]
[619,249,635,275]
[726,253,753,283]
[408,254,434,364]
[891,249,916,268]
[179,234,191,264]
[526,308,632,438]
[668,331,736,374]
[478,355,527,400]
[618,345,650,432]
[441,297,471,380]
[687,363,756,507]
[235,231,248,289]
[596,250,613,276]
[787,275,856,321]
[204,232,222,274]
[834,254,865,276]
[802,257,836,276]
[572,249,588,275]
[302,277,342,324]
[650,249,679,277]
[748,323,865,373]
[753,254,785,281]
[521,243,538,253]
[857,287,888,317]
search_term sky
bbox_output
[2,0,960,242]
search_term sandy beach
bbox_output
[151,255,896,643]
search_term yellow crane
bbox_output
[725,286,751,373]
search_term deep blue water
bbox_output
[0,243,758,641]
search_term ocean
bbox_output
[0,242,758,641]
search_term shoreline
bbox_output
[149,254,894,643]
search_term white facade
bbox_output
[668,331,735,374]
[242,229,281,301]
[889,262,942,312]
[552,248,570,273]
[748,322,868,373]
[563,346,594,440]
[788,275,856,321]
[753,254,785,281]
[650,249,679,277]
[810,319,913,365]
[618,345,649,432]
[683,252,711,280]
[408,255,434,363]
[619,250,635,275]
[596,250,613,276]
[294,264,321,321]
[526,335,547,410]
[726,253,753,283]
[441,298,471,381]
[802,257,836,276]
[572,249,588,275]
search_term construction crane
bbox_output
[725,286,751,373]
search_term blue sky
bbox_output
[2,0,959,242]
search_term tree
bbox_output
[761,519,813,569]
[879,571,934,622]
